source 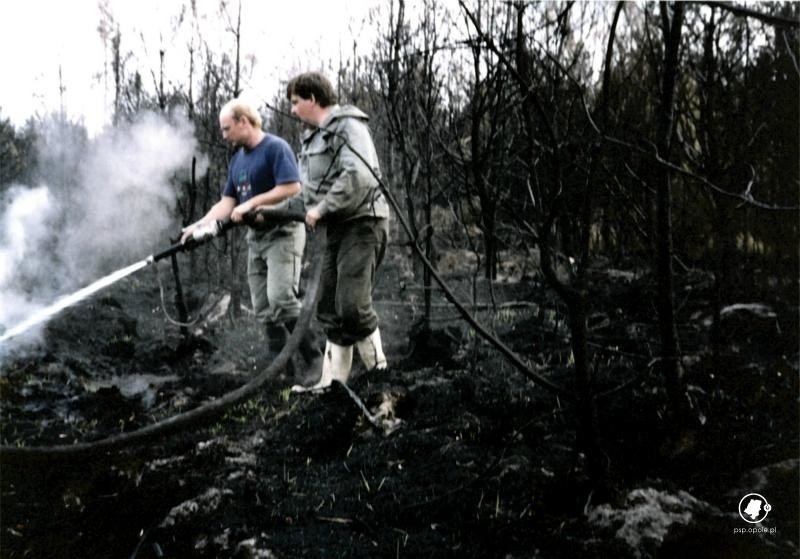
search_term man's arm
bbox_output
[230,182,301,222]
[310,119,375,221]
[180,196,237,243]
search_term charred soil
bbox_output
[1,261,798,558]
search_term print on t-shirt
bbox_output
[235,169,252,200]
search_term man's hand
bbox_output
[180,223,199,244]
[181,220,219,243]
[231,201,254,223]
[305,207,322,229]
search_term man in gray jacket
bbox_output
[286,72,390,391]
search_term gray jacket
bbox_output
[298,105,390,222]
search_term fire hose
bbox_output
[0,116,575,463]
[0,206,318,465]
[149,204,309,327]
[147,203,308,265]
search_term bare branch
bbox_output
[702,1,800,29]
[532,34,798,212]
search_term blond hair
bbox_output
[220,98,263,129]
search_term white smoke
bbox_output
[0,185,59,342]
[0,110,207,350]
[62,110,203,278]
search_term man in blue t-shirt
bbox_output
[181,98,321,376]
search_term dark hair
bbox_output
[286,72,338,107]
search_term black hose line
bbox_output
[0,226,327,465]
[262,101,571,400]
[1,101,576,464]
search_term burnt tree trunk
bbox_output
[510,3,604,485]
[654,2,688,418]
[229,0,244,317]
[700,9,729,361]
[172,156,200,339]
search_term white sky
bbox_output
[0,0,381,135]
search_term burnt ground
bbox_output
[0,254,798,558]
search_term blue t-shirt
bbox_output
[222,134,300,203]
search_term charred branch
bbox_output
[701,1,800,29]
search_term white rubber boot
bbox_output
[356,328,387,371]
[291,341,353,392]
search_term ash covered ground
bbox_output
[0,253,797,558]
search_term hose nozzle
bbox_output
[148,218,234,264]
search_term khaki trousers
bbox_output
[246,222,304,326]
